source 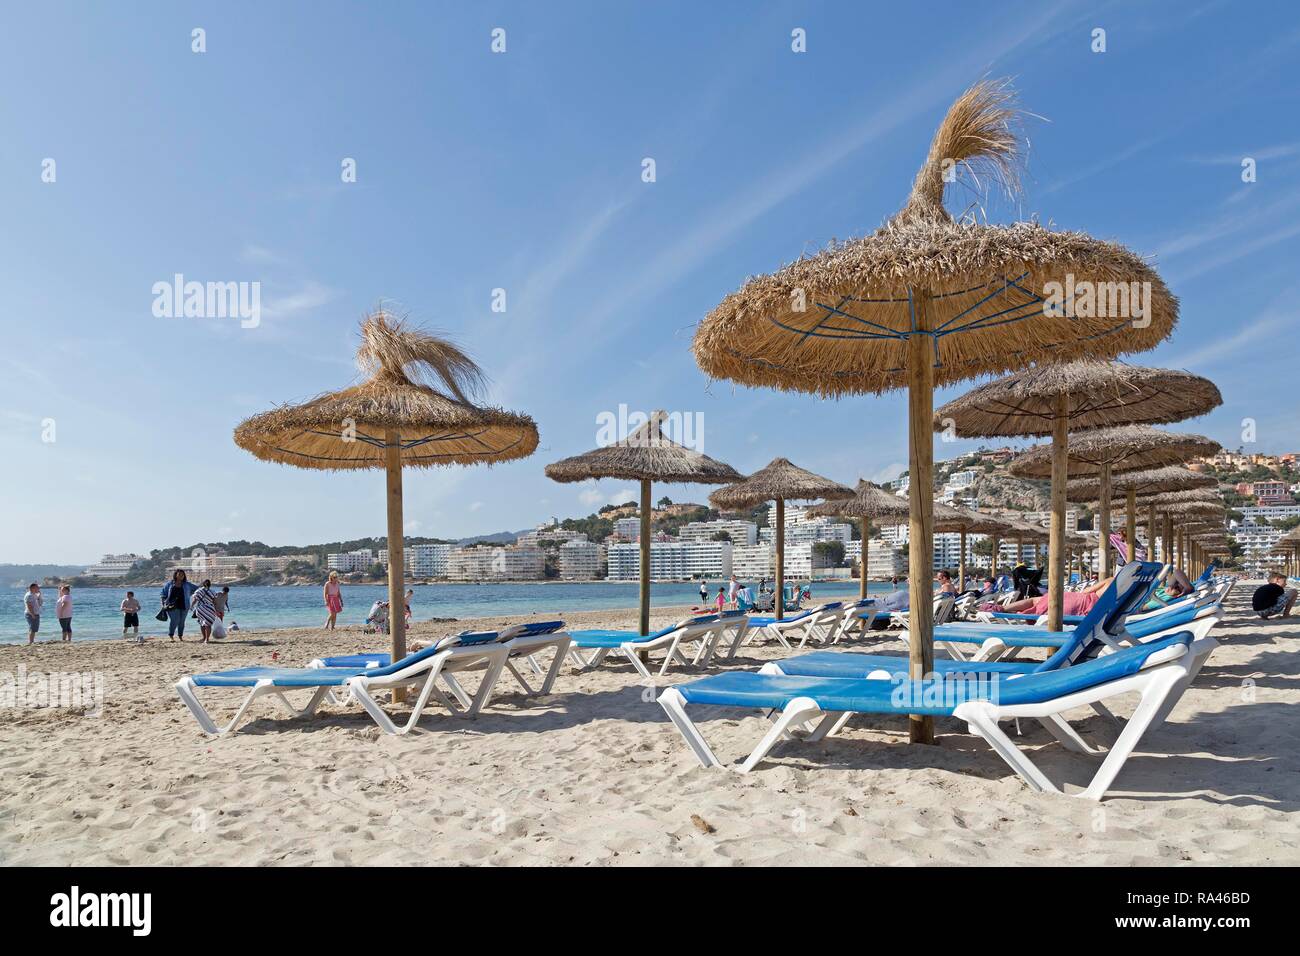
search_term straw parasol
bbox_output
[1010,424,1220,573]
[709,459,852,619]
[693,79,1177,743]
[932,504,1014,591]
[941,365,1219,631]
[804,480,911,599]
[235,309,539,674]
[545,410,740,636]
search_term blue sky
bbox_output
[2,0,1298,564]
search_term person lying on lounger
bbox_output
[999,574,1115,618]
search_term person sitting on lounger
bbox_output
[934,570,957,597]
[999,574,1115,618]
[1252,572,1297,619]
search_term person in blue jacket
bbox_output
[160,569,197,642]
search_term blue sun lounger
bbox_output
[310,621,571,700]
[567,612,745,679]
[176,630,514,736]
[658,633,1195,800]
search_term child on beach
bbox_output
[715,585,726,613]
[213,586,230,620]
[121,591,141,640]
[24,583,42,644]
[405,589,414,627]
[56,586,72,641]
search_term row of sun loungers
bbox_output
[175,561,1231,800]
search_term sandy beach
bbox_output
[1,589,1297,866]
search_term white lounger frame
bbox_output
[176,641,510,737]
[567,617,731,680]
[658,642,1193,801]
[727,603,846,658]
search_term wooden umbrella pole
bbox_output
[384,428,407,702]
[1047,392,1068,632]
[990,534,1000,582]
[1170,512,1180,572]
[860,516,871,600]
[639,479,651,636]
[905,288,935,745]
[959,528,967,592]
[1126,487,1138,565]
[1148,501,1157,563]
[775,498,786,621]
[1098,462,1112,579]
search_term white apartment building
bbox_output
[613,517,641,540]
[605,540,732,581]
[169,553,316,581]
[1238,505,1300,524]
[678,518,758,546]
[1021,510,1080,534]
[557,540,601,580]
[516,527,589,548]
[378,548,416,572]
[1232,523,1281,576]
[82,553,144,577]
[845,540,906,579]
[759,504,852,547]
[731,544,774,581]
[446,545,545,582]
[411,543,453,578]
[327,549,375,573]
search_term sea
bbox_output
[1,580,894,644]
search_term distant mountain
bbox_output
[1,564,87,587]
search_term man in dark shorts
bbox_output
[121,591,142,641]
[1252,572,1297,619]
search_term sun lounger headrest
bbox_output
[439,630,502,649]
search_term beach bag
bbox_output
[155,608,168,622]
[211,618,227,639]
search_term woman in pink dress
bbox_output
[323,570,344,630]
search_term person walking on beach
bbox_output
[699,581,708,604]
[56,585,73,641]
[323,570,344,629]
[160,569,196,641]
[121,591,141,640]
[715,585,726,613]
[727,574,739,609]
[24,583,42,644]
[405,588,414,627]
[213,586,230,621]
[191,579,218,643]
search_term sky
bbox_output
[2,0,1299,564]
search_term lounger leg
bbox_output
[1078,668,1184,801]
[176,679,273,737]
[740,697,825,773]
[536,638,570,695]
[725,623,752,659]
[806,711,852,742]
[503,658,537,695]
[436,673,473,710]
[1150,636,1218,727]
[658,688,722,768]
[1036,715,1104,756]
[960,706,1057,794]
[620,646,653,680]
[465,654,509,717]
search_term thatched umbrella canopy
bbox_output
[709,458,852,619]
[693,79,1178,744]
[1068,465,1218,571]
[1010,423,1220,572]
[235,309,539,671]
[931,504,1015,590]
[545,410,740,635]
[937,364,1219,630]
[805,480,910,598]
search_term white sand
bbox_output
[1,590,1297,866]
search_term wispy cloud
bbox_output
[1161,287,1300,369]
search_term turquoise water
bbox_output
[3,580,890,643]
